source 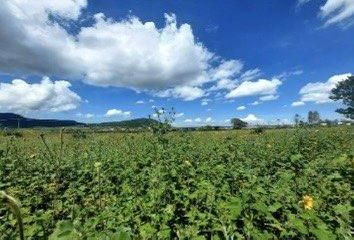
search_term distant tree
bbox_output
[308,111,320,124]
[294,114,301,126]
[231,118,247,129]
[330,75,354,119]
[308,111,313,124]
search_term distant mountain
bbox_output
[0,113,82,128]
[93,118,158,128]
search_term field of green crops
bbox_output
[0,126,353,239]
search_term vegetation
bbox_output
[0,123,353,239]
[231,118,247,129]
[93,118,159,129]
[307,111,320,125]
[330,75,354,119]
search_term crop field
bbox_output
[0,126,353,239]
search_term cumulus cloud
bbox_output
[250,101,261,106]
[292,101,305,106]
[194,118,202,123]
[105,109,131,117]
[205,117,213,123]
[175,112,185,118]
[208,67,262,92]
[225,79,282,99]
[259,94,279,101]
[0,77,81,113]
[209,60,243,80]
[208,78,237,91]
[237,106,246,111]
[136,100,144,104]
[201,98,211,106]
[183,117,212,124]
[155,86,205,101]
[0,1,251,101]
[296,73,351,104]
[299,0,354,27]
[241,114,263,124]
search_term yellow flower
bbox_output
[302,195,313,210]
[184,160,192,166]
[94,162,102,169]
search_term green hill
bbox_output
[93,118,158,128]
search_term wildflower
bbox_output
[94,162,102,170]
[302,195,313,210]
[184,160,192,166]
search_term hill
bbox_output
[0,113,82,128]
[94,118,158,128]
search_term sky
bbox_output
[0,0,353,126]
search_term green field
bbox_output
[1,126,353,239]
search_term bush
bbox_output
[252,126,265,134]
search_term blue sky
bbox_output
[0,0,353,126]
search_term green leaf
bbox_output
[49,221,80,240]
[111,231,131,240]
[227,197,243,219]
[310,226,335,240]
[269,202,282,212]
[291,218,307,234]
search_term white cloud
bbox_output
[105,109,131,117]
[209,60,243,80]
[237,106,246,111]
[175,112,184,118]
[148,99,154,103]
[320,0,354,27]
[0,1,250,100]
[201,98,211,106]
[0,77,81,113]
[184,119,193,123]
[239,68,262,81]
[194,118,202,122]
[274,70,303,80]
[205,117,213,123]
[208,67,261,92]
[241,114,263,124]
[155,86,205,101]
[297,0,311,6]
[297,73,351,104]
[226,79,282,98]
[136,100,144,104]
[208,78,237,91]
[291,101,305,106]
[299,0,354,27]
[250,101,260,106]
[259,94,279,101]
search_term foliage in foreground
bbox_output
[0,126,353,239]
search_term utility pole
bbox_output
[17,118,21,129]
